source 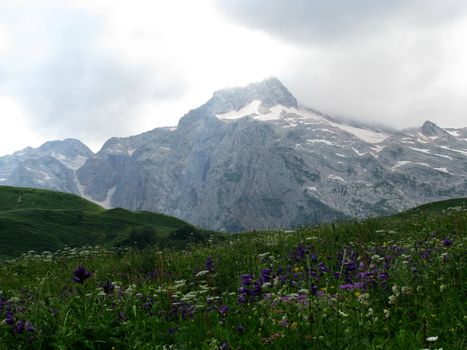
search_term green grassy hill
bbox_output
[394,197,467,218]
[0,186,207,257]
[0,196,465,349]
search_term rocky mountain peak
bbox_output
[208,77,298,114]
[37,138,94,158]
[420,121,447,137]
[178,77,298,128]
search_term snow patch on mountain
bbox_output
[328,175,346,183]
[52,153,88,170]
[434,167,451,174]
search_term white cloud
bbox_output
[216,0,467,129]
[0,95,47,155]
[0,0,295,155]
[0,0,466,156]
[0,24,10,58]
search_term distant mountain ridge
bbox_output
[1,77,466,231]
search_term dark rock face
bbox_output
[1,79,466,231]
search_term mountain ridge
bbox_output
[1,78,466,230]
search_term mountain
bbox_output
[0,186,206,257]
[0,138,93,195]
[1,77,466,231]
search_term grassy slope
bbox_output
[0,196,465,349]
[0,186,198,257]
[394,197,467,218]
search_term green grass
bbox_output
[0,186,208,257]
[0,197,465,349]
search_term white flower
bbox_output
[401,286,412,295]
[195,270,209,277]
[388,295,397,305]
[426,336,438,342]
[383,309,390,318]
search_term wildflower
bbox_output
[236,324,245,334]
[205,256,214,273]
[383,309,390,318]
[339,310,349,317]
[195,270,209,277]
[73,266,92,284]
[220,341,231,350]
[441,238,452,247]
[15,320,25,334]
[260,268,272,283]
[401,286,412,295]
[426,336,438,342]
[241,274,253,286]
[219,305,229,316]
[388,295,397,305]
[102,281,115,295]
[5,310,15,325]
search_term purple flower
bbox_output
[345,261,357,272]
[378,271,389,281]
[339,282,365,290]
[205,256,215,272]
[219,305,229,316]
[102,281,115,295]
[73,266,92,284]
[15,320,25,334]
[25,321,35,333]
[442,238,453,247]
[6,310,15,325]
[241,274,253,287]
[260,268,272,283]
[318,262,329,273]
[236,323,245,334]
[311,285,318,295]
[220,341,231,350]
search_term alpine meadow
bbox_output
[0,1,466,349]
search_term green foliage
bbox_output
[116,225,158,249]
[0,186,205,257]
[0,198,465,349]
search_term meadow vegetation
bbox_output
[0,196,465,349]
[0,186,210,257]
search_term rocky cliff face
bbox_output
[0,139,93,195]
[2,78,466,231]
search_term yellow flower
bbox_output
[291,322,298,329]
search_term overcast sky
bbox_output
[0,0,466,156]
